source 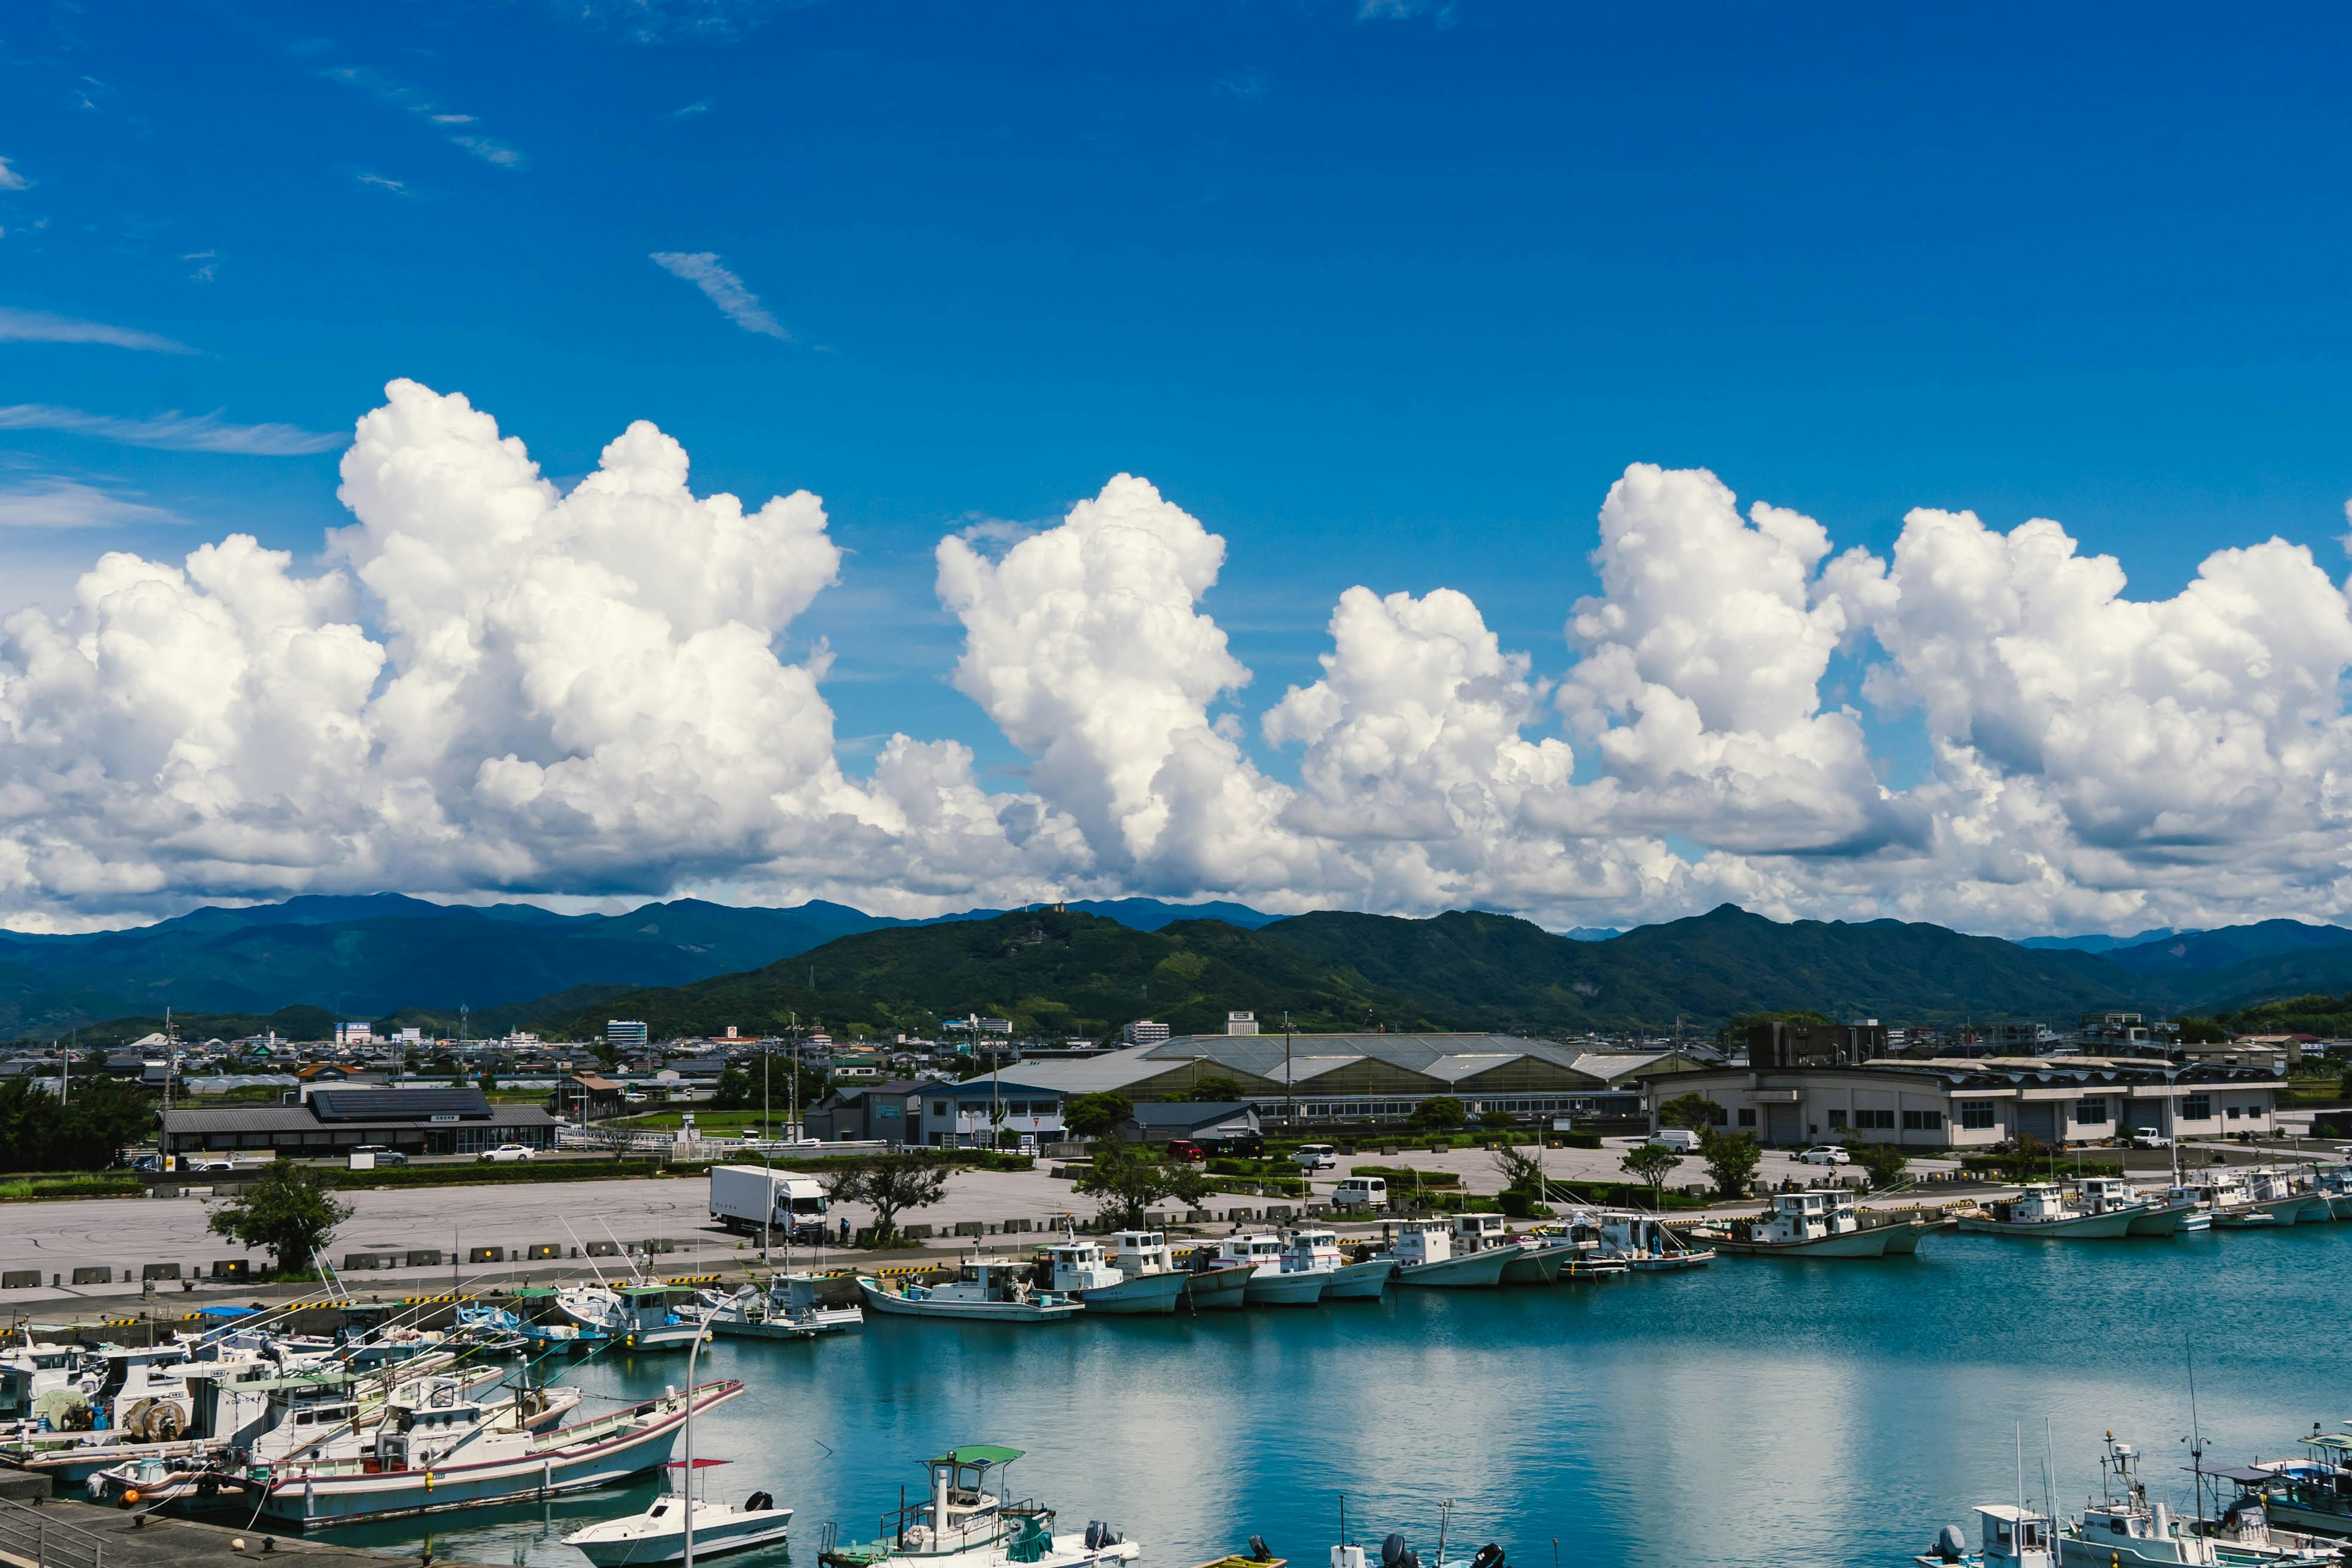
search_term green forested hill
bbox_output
[527,902,2168,1041]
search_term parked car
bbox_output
[1646,1128,1703,1153]
[482,1145,536,1163]
[1796,1145,1851,1166]
[350,1144,409,1167]
[187,1157,236,1173]
[2128,1129,2172,1149]
[1291,1143,1339,1171]
[1165,1139,1207,1164]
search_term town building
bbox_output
[160,1087,559,1161]
[1007,1031,1704,1126]
[1644,1055,2286,1150]
[605,1020,650,1049]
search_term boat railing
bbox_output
[0,1493,109,1568]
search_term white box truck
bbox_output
[709,1165,829,1243]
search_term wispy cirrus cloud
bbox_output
[0,404,340,456]
[0,477,181,528]
[0,157,30,192]
[321,66,529,170]
[650,252,789,339]
[355,172,409,195]
[0,307,193,353]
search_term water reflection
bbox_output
[307,1227,2348,1568]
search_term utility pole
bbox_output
[162,1007,175,1170]
[1284,1010,1294,1129]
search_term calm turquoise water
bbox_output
[313,1227,2351,1568]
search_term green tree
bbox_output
[1073,1139,1214,1229]
[591,1040,624,1072]
[1187,1075,1244,1102]
[1657,1091,1719,1131]
[1492,1143,1550,1201]
[207,1161,353,1273]
[712,1063,754,1109]
[1409,1096,1466,1131]
[1065,1091,1134,1140]
[1996,1134,2052,1185]
[477,1067,499,1093]
[2171,1017,2230,1045]
[1717,1009,1838,1048]
[1850,1140,1910,1188]
[0,1076,156,1173]
[1619,1142,1684,1209]
[1696,1129,1762,1199]
[822,1151,951,1244]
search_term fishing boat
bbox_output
[1181,1252,1258,1312]
[562,1284,712,1351]
[2207,1427,2352,1539]
[1103,1230,1202,1311]
[858,1261,1084,1323]
[1958,1183,2142,1239]
[1433,1215,1536,1283]
[241,1379,744,1527]
[2051,1434,2342,1567]
[1387,1220,1515,1287]
[1677,1190,1937,1258]
[1215,1234,1329,1306]
[1915,1506,2054,1568]
[1317,1237,1397,1301]
[1596,1211,1716,1271]
[703,1275,865,1340]
[564,1460,793,1566]
[2073,1178,2201,1237]
[1046,1234,1188,1315]
[816,1443,1138,1568]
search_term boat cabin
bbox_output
[1281,1231,1342,1273]
[1109,1232,1173,1277]
[1391,1220,1453,1267]
[1450,1214,1509,1251]
[1973,1504,2052,1568]
[1986,1183,2079,1226]
[1046,1241,1120,1292]
[2073,1177,2148,1216]
[1752,1191,1860,1245]
[1215,1235,1287,1273]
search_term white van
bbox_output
[1646,1128,1703,1153]
[1291,1144,1340,1170]
[1332,1176,1387,1209]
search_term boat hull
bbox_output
[1243,1268,1330,1306]
[569,1506,794,1566]
[1395,1248,1516,1288]
[1182,1263,1255,1311]
[856,1279,1082,1323]
[1325,1257,1396,1300]
[1499,1243,1571,1284]
[1956,1208,2138,1239]
[2121,1200,2197,1237]
[2331,1195,2352,1222]
[1683,1224,1918,1258]
[251,1384,744,1528]
[1077,1270,1189,1315]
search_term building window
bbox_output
[1707,1103,1727,1126]
[1826,1109,1848,1128]
[932,1101,948,1117]
[1959,1101,1996,1130]
[1902,1109,1943,1131]
[1851,1109,1895,1129]
[1736,1108,1757,1128]
[2181,1094,2211,1120]
[2225,1106,2241,1120]
[2073,1098,2108,1124]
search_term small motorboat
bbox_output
[1678,1190,1940,1258]
[564,1460,792,1567]
[816,1443,1138,1568]
[858,1261,1083,1323]
[1387,1221,1515,1288]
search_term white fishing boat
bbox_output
[816,1443,1139,1568]
[2204,1426,2352,1540]
[1181,1255,1257,1311]
[564,1460,793,1566]
[1103,1230,1200,1313]
[1216,1234,1329,1306]
[1438,1215,1536,1283]
[1915,1505,2054,1568]
[858,1261,1084,1323]
[2073,1178,2201,1237]
[1679,1190,1938,1258]
[703,1276,864,1341]
[1387,1220,1515,1287]
[244,1379,745,1527]
[1958,1183,2140,1239]
[1596,1211,1716,1271]
[2051,1434,2341,1567]
[1047,1234,1187,1315]
[1314,1235,1396,1301]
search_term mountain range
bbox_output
[7,896,2351,1047]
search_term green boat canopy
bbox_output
[932,1445,1023,1468]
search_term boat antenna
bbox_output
[1338,1493,1346,1551]
[2015,1422,2026,1545]
[1434,1498,1454,1568]
[2042,1416,2055,1531]
[2185,1336,2206,1529]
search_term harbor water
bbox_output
[315,1225,2351,1568]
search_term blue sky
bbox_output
[4,1,2352,932]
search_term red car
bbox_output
[1166,1139,1207,1164]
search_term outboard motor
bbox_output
[745,1491,774,1513]
[1469,1544,1506,1568]
[1382,1535,1407,1568]
[1086,1522,1122,1550]
[1249,1538,1273,1562]
[1929,1524,1966,1564]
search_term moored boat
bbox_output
[1216,1234,1329,1306]
[1047,1234,1187,1315]
[858,1262,1083,1324]
[1678,1190,1939,1258]
[563,1460,793,1566]
[816,1443,1139,1568]
[1957,1183,2139,1239]
[1387,1220,1515,1287]
[2074,1177,2199,1237]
